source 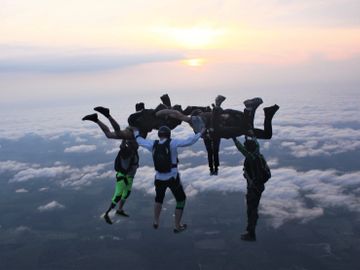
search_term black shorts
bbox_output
[154,175,186,204]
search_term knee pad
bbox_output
[176,200,186,209]
[124,191,131,200]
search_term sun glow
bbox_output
[152,26,225,49]
[182,58,205,67]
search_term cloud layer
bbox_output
[38,201,65,212]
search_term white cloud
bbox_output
[14,226,31,233]
[132,164,360,228]
[38,201,65,212]
[178,149,207,159]
[15,188,28,193]
[0,160,38,173]
[10,165,72,182]
[64,144,97,153]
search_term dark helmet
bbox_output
[244,139,257,153]
[158,126,171,138]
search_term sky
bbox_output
[1,2,360,268]
[1,0,360,106]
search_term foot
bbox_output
[116,209,130,217]
[213,169,218,176]
[244,97,263,111]
[240,231,256,241]
[209,170,215,176]
[264,104,280,118]
[174,224,187,233]
[191,115,205,133]
[215,95,226,107]
[103,214,113,225]
[160,94,172,107]
[153,222,159,229]
[135,102,145,112]
[82,113,98,122]
[94,106,110,118]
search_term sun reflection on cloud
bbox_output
[182,58,205,67]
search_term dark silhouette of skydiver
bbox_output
[82,107,139,224]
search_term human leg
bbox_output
[243,185,264,240]
[169,176,187,232]
[213,136,221,174]
[104,174,126,224]
[253,104,279,139]
[116,176,133,217]
[203,137,215,174]
[154,180,168,228]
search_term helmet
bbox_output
[158,126,171,138]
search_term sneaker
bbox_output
[82,113,98,122]
[153,223,159,229]
[215,95,226,107]
[243,97,263,110]
[160,94,172,107]
[264,104,280,118]
[135,102,145,112]
[116,209,130,217]
[191,116,205,133]
[174,224,187,233]
[94,106,110,118]
[240,231,256,241]
[103,214,113,225]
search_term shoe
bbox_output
[241,231,256,241]
[191,116,205,133]
[213,169,218,176]
[135,102,145,112]
[209,170,214,176]
[174,224,187,233]
[103,214,113,225]
[94,106,110,117]
[153,223,159,229]
[264,104,280,118]
[160,94,172,107]
[215,95,226,107]
[82,113,98,122]
[116,209,129,217]
[243,97,263,110]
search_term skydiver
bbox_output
[82,107,139,224]
[232,130,271,241]
[134,125,205,233]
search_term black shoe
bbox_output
[213,170,218,176]
[153,223,159,229]
[244,97,263,110]
[264,104,280,118]
[94,106,110,118]
[116,209,129,217]
[241,231,256,241]
[135,102,145,112]
[215,95,226,107]
[104,214,113,225]
[82,113,98,122]
[160,94,172,107]
[210,170,215,176]
[174,224,187,233]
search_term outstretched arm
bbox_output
[133,130,154,151]
[233,137,253,158]
[155,109,191,123]
[174,129,205,147]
